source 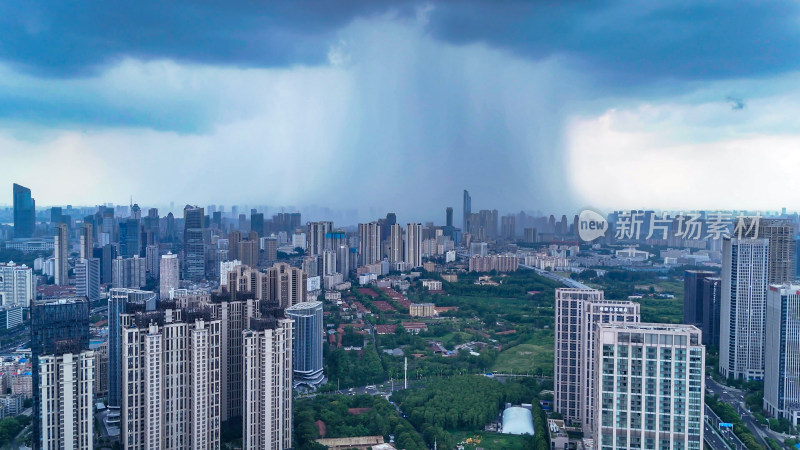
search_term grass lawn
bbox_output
[451,431,533,450]
[491,332,554,376]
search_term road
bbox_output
[705,403,746,450]
[705,377,789,447]
[519,264,590,289]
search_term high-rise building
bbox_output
[228,230,242,261]
[554,288,640,431]
[112,255,147,289]
[262,236,278,262]
[120,308,221,449]
[39,349,95,450]
[183,205,206,281]
[389,224,403,264]
[701,277,722,347]
[502,215,516,240]
[463,189,471,230]
[119,218,141,258]
[75,258,101,301]
[764,284,800,421]
[594,323,705,450]
[12,183,35,239]
[307,222,332,257]
[265,262,307,308]
[405,223,422,268]
[683,270,715,329]
[144,244,159,279]
[358,222,381,266]
[720,237,769,380]
[239,239,259,268]
[321,249,337,276]
[757,218,795,284]
[286,301,324,388]
[31,296,90,448]
[0,261,35,307]
[251,212,264,237]
[93,243,117,285]
[242,308,293,450]
[446,207,453,228]
[336,245,350,278]
[80,222,93,259]
[207,296,260,421]
[54,223,69,286]
[159,252,180,299]
[107,288,157,408]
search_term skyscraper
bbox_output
[251,212,264,237]
[183,205,206,281]
[107,288,157,408]
[75,258,101,301]
[159,252,180,299]
[764,284,800,421]
[463,189,471,230]
[405,223,422,268]
[112,255,146,289]
[389,224,403,264]
[38,349,95,450]
[243,307,294,450]
[80,222,93,260]
[207,296,260,421]
[593,323,704,450]
[682,270,715,329]
[554,288,641,431]
[307,221,332,257]
[358,222,381,266]
[759,218,795,284]
[120,308,221,449]
[720,237,769,380]
[446,207,453,228]
[336,244,350,277]
[265,262,307,308]
[31,296,90,448]
[119,218,141,258]
[286,301,324,388]
[54,223,69,286]
[12,183,35,238]
[701,277,722,347]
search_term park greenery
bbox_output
[293,394,426,450]
[390,375,550,449]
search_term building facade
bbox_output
[764,285,800,423]
[286,301,324,388]
[159,252,180,299]
[554,288,641,432]
[594,323,704,450]
[243,312,294,450]
[720,237,769,380]
[39,350,95,450]
[120,309,221,449]
[0,261,34,307]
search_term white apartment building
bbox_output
[764,284,800,424]
[554,288,640,433]
[720,237,769,380]
[120,309,221,450]
[594,323,704,450]
[39,350,95,450]
[243,315,294,450]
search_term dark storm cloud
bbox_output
[1,0,798,84]
[426,1,800,85]
[0,0,412,77]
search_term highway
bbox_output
[519,264,590,289]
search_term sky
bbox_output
[2,1,800,221]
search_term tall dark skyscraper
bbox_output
[463,189,471,230]
[183,205,206,281]
[251,212,264,237]
[446,207,453,228]
[702,276,722,347]
[683,270,715,328]
[119,218,141,258]
[12,183,35,238]
[31,297,90,448]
